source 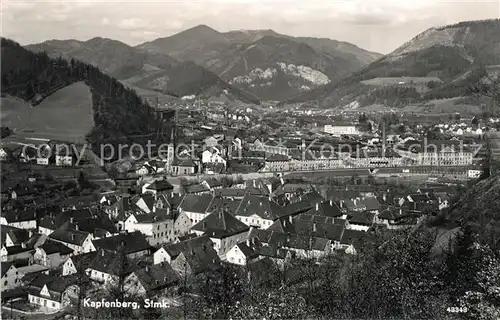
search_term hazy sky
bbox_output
[2,0,499,54]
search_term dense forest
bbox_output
[1,38,171,153]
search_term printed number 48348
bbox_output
[447,307,468,313]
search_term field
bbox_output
[360,76,442,86]
[1,82,94,143]
[400,98,483,114]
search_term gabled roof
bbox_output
[340,229,369,246]
[131,209,173,224]
[1,209,37,223]
[174,244,222,275]
[133,263,179,292]
[185,184,210,194]
[39,239,74,255]
[191,209,249,238]
[357,197,381,211]
[145,180,174,191]
[178,194,213,214]
[235,195,283,220]
[235,242,259,259]
[92,231,151,255]
[88,249,139,277]
[161,235,213,260]
[203,178,223,188]
[206,196,241,214]
[49,227,90,246]
[66,251,98,271]
[63,215,118,235]
[268,216,345,242]
[1,225,30,246]
[1,262,15,278]
[304,200,343,217]
[348,211,376,226]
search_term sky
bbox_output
[2,0,500,54]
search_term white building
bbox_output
[1,262,22,291]
[123,209,175,246]
[324,123,359,136]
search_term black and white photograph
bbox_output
[1,0,500,319]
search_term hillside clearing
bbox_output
[1,81,94,143]
[360,76,442,86]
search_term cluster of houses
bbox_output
[1,172,457,313]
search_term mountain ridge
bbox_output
[25,36,261,104]
[136,25,382,100]
[284,19,500,110]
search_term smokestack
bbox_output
[315,202,319,211]
[75,224,79,231]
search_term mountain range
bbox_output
[19,19,500,110]
[286,19,500,110]
[26,25,382,102]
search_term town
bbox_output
[1,99,497,319]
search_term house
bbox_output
[170,242,222,276]
[304,200,343,218]
[252,230,331,259]
[376,208,419,230]
[124,209,176,246]
[201,148,227,166]
[142,180,174,195]
[124,263,180,297]
[177,194,213,225]
[190,208,250,259]
[184,184,211,195]
[0,210,37,229]
[171,159,199,176]
[38,209,94,236]
[339,229,369,254]
[347,211,376,231]
[90,231,151,259]
[234,195,283,229]
[204,136,219,148]
[225,240,259,266]
[201,178,223,190]
[153,235,213,265]
[34,239,73,269]
[62,251,98,276]
[27,274,80,311]
[1,225,31,247]
[1,262,22,291]
[55,144,76,167]
[49,227,94,255]
[136,163,156,176]
[86,249,139,284]
[1,243,34,263]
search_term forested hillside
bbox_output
[1,38,167,151]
